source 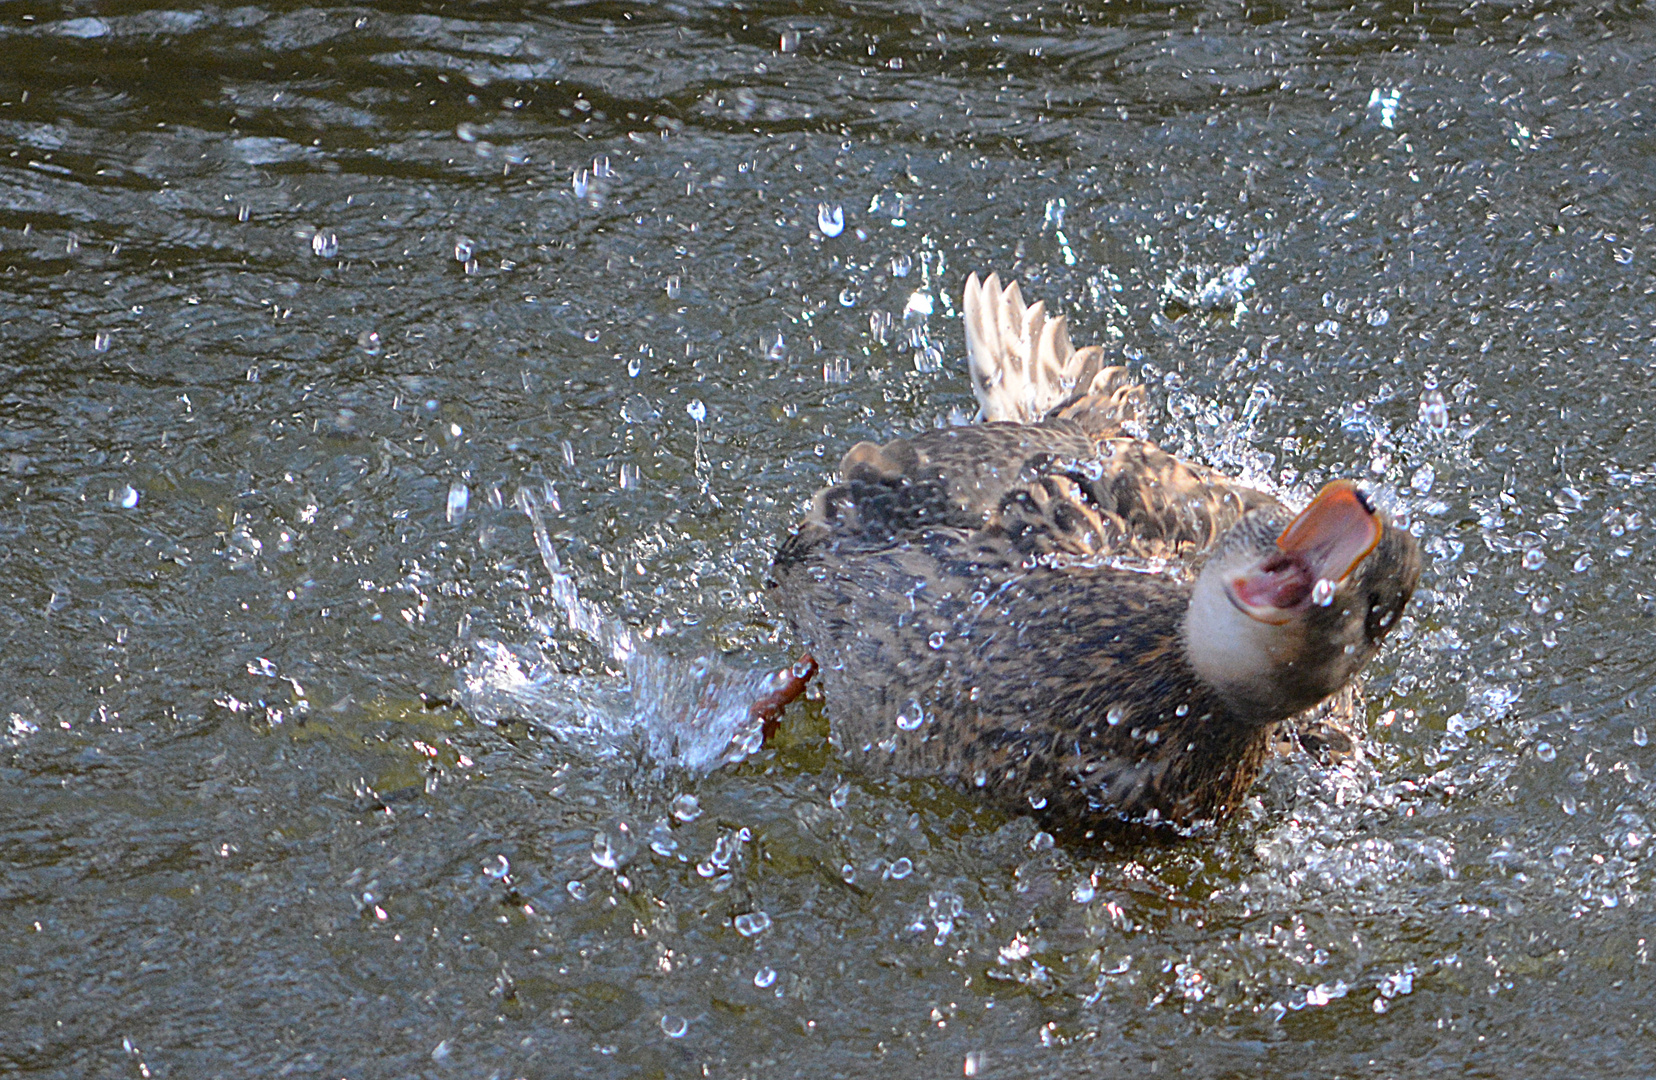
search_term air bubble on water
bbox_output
[686,399,706,423]
[1029,793,1047,810]
[733,910,772,937]
[1072,878,1095,903]
[627,357,642,377]
[779,29,798,52]
[660,1014,688,1039]
[1522,548,1546,571]
[482,854,510,880]
[830,782,850,809]
[671,793,702,821]
[754,965,778,988]
[1536,741,1556,762]
[572,169,590,198]
[591,831,622,869]
[1311,578,1337,606]
[904,291,934,318]
[1175,703,1190,717]
[1634,726,1649,748]
[357,329,382,355]
[455,122,478,143]
[891,252,912,277]
[584,328,601,343]
[1410,464,1435,494]
[823,357,852,383]
[1029,831,1055,852]
[927,631,946,650]
[888,857,913,880]
[1106,704,1125,726]
[1367,307,1391,326]
[896,704,924,731]
[1574,553,1593,573]
[93,330,111,352]
[1420,390,1450,430]
[237,204,251,222]
[839,287,858,307]
[841,862,856,883]
[648,820,678,857]
[1560,794,1577,816]
[666,274,681,299]
[767,332,787,360]
[115,485,140,509]
[311,230,338,258]
[817,203,845,238]
[567,880,588,901]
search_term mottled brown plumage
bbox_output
[773,273,1422,834]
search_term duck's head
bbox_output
[1185,481,1421,723]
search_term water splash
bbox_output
[454,486,789,774]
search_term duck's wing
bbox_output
[964,270,1144,434]
[776,420,1279,576]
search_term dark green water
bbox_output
[3,1,1656,1076]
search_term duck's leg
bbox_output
[749,654,818,742]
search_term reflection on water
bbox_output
[3,0,1656,1075]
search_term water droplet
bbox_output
[1029,831,1055,852]
[754,965,778,988]
[766,332,787,361]
[734,910,772,937]
[627,357,642,377]
[1419,390,1449,430]
[779,29,799,52]
[672,794,702,822]
[310,230,338,258]
[572,169,590,198]
[237,204,251,223]
[482,854,510,879]
[1634,726,1649,748]
[1106,705,1125,726]
[1174,703,1189,717]
[567,879,588,900]
[93,330,111,352]
[840,862,856,883]
[660,1014,688,1039]
[1522,548,1547,571]
[1560,794,1577,816]
[1072,879,1095,903]
[816,203,845,238]
[666,274,681,299]
[964,1051,987,1077]
[891,252,912,277]
[1410,464,1435,494]
[115,485,140,509]
[357,329,382,355]
[454,236,473,262]
[446,481,469,524]
[1311,578,1337,606]
[1536,741,1556,762]
[1574,553,1593,573]
[686,399,706,423]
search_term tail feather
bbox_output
[962,272,1142,431]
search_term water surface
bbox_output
[3,1,1656,1076]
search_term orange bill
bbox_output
[1277,481,1382,582]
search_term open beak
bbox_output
[1277,481,1382,583]
[1228,481,1382,624]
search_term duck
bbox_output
[768,272,1421,835]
